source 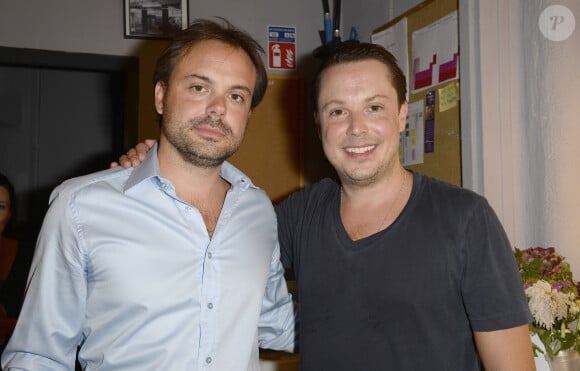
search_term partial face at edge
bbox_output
[0,186,12,235]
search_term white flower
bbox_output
[525,279,577,330]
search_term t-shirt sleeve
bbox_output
[275,196,297,272]
[460,197,532,332]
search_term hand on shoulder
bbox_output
[110,139,157,168]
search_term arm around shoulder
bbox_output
[257,246,296,353]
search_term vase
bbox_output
[545,349,580,371]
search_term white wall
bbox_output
[461,0,580,277]
[0,1,324,61]
[342,0,422,42]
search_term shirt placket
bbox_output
[199,238,217,370]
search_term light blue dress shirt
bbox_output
[2,145,295,370]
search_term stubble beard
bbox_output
[331,140,398,188]
[162,115,243,169]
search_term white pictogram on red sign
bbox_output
[268,26,296,70]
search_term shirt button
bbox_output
[206,357,212,364]
[208,302,213,309]
[207,252,212,259]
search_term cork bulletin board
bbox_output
[373,0,462,186]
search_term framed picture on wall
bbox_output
[124,0,189,39]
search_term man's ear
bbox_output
[398,101,408,133]
[154,82,165,115]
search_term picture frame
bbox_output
[124,0,189,39]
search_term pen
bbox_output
[333,0,341,40]
[323,0,332,44]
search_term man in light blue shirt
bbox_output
[1,18,295,371]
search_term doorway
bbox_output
[0,46,138,241]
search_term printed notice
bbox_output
[400,100,424,166]
[411,11,459,94]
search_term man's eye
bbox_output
[190,85,205,92]
[230,93,245,103]
[329,109,345,117]
[369,105,383,112]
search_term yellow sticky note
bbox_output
[438,82,459,112]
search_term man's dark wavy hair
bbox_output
[153,17,267,111]
[312,42,407,113]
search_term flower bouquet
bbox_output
[514,247,580,358]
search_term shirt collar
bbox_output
[123,142,259,192]
[124,142,160,191]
